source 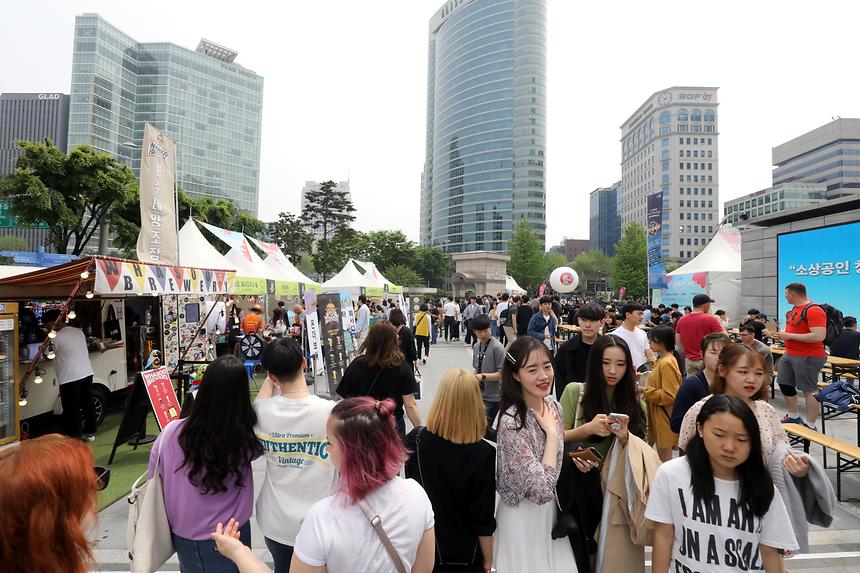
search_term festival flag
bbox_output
[136,123,177,265]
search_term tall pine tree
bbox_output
[611,222,648,298]
[301,181,356,280]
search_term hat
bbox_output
[251,304,263,312]
[692,294,715,306]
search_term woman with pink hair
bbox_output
[213,397,436,573]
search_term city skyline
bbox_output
[3,1,860,248]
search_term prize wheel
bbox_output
[240,334,264,360]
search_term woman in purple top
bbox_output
[148,355,262,572]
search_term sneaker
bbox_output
[801,420,819,432]
[422,358,426,365]
[781,414,803,425]
[82,434,96,442]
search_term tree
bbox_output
[383,264,423,288]
[507,221,546,294]
[0,236,29,264]
[0,139,136,255]
[414,246,452,288]
[572,249,613,291]
[611,222,648,298]
[301,180,356,279]
[364,231,417,271]
[323,227,369,276]
[270,211,313,262]
[544,252,568,276]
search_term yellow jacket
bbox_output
[413,311,431,337]
[642,353,681,449]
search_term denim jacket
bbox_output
[527,312,557,347]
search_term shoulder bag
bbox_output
[357,498,408,573]
[126,421,177,572]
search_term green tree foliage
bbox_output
[0,140,136,255]
[545,252,568,276]
[270,211,314,262]
[323,227,369,276]
[0,236,30,264]
[111,188,267,257]
[572,249,613,291]
[507,221,546,294]
[611,222,648,298]
[383,264,423,288]
[414,246,453,288]
[363,231,417,270]
[301,180,356,279]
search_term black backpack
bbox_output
[801,303,844,347]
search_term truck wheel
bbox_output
[91,387,109,426]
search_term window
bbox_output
[662,137,669,147]
[679,124,689,132]
[678,162,684,169]
[708,201,713,208]
[660,111,670,124]
[686,238,692,245]
[660,126,670,135]
[680,213,685,220]
[686,162,691,169]
[708,163,713,170]
[679,238,684,245]
[692,124,701,133]
[693,138,699,144]
[708,138,712,144]
[708,176,713,182]
[679,137,684,144]
[708,151,713,158]
[709,213,713,220]
[704,110,715,122]
[694,213,700,220]
[662,161,670,171]
[705,125,714,132]
[691,109,702,121]
[686,138,691,144]
[662,149,670,159]
[677,108,689,121]
[693,150,698,158]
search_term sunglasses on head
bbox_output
[94,466,110,491]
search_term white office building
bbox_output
[620,86,720,262]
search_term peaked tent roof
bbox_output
[322,259,375,290]
[506,275,526,294]
[354,260,399,289]
[668,226,742,276]
[246,236,319,286]
[178,220,235,271]
[224,238,271,279]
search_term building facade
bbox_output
[772,118,860,200]
[420,0,547,254]
[620,86,719,263]
[0,92,68,251]
[724,182,827,225]
[68,14,264,215]
[300,180,351,240]
[589,182,620,256]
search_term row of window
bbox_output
[680,187,715,196]
[679,237,708,246]
[659,109,715,123]
[680,149,714,158]
[679,213,713,222]
[679,162,714,170]
[680,137,714,145]
[680,175,714,183]
[678,124,716,133]
[679,200,714,209]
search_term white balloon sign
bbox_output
[549,267,579,293]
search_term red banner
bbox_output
[141,366,181,429]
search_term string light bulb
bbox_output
[18,392,27,407]
[48,330,57,339]
[67,310,76,320]
[34,375,43,384]
[46,344,56,360]
[80,270,90,279]
[85,290,94,299]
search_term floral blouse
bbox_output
[678,395,788,461]
[496,396,564,507]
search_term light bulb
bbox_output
[48,330,57,339]
[46,351,56,360]
[18,396,27,406]
[80,270,90,279]
[34,375,43,384]
[67,310,76,320]
[85,290,94,299]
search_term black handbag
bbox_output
[104,305,122,341]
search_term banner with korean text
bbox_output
[136,123,178,265]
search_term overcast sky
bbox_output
[2,0,859,248]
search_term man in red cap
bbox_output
[675,293,725,376]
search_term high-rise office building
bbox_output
[772,118,860,200]
[724,182,828,224]
[300,180,351,240]
[420,0,547,254]
[0,92,69,250]
[589,182,620,256]
[619,87,719,263]
[68,14,264,215]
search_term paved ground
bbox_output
[91,340,860,571]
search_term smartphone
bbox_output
[608,413,629,422]
[568,447,603,464]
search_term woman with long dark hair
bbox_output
[647,395,798,572]
[643,326,682,461]
[336,320,421,436]
[148,354,262,572]
[494,336,577,571]
[389,308,419,372]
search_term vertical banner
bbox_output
[137,123,178,265]
[303,291,325,375]
[647,191,668,289]
[339,290,356,353]
[140,366,181,429]
[317,293,348,386]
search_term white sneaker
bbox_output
[82,434,96,442]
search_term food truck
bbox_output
[0,256,235,445]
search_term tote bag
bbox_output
[127,421,176,572]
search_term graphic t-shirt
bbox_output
[645,457,798,573]
[785,303,827,357]
[254,395,337,545]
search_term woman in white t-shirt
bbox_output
[213,397,436,573]
[646,394,798,573]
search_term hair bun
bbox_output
[375,399,397,419]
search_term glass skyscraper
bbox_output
[420,0,546,254]
[68,14,264,214]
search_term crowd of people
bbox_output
[2,281,855,573]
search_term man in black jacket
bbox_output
[553,303,603,400]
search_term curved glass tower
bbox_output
[420,0,546,254]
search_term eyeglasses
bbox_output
[94,466,111,491]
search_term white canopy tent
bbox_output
[506,275,526,295]
[246,236,319,286]
[322,259,376,292]
[177,219,236,271]
[664,226,742,322]
[354,260,399,290]
[224,238,271,279]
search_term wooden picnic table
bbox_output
[769,346,860,369]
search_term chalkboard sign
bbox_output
[107,372,152,464]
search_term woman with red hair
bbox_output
[213,397,436,573]
[0,434,105,573]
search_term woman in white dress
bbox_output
[494,337,577,572]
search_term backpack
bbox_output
[815,381,860,412]
[801,303,844,347]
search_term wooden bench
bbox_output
[784,423,860,501]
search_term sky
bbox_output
[2,0,860,248]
